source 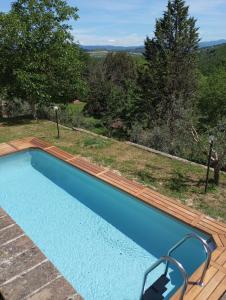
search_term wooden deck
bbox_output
[0,137,226,300]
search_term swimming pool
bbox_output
[0,149,215,299]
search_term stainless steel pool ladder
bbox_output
[140,233,212,300]
[140,256,188,300]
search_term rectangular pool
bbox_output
[0,149,214,299]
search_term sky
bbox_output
[1,0,226,46]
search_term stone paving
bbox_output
[0,209,82,300]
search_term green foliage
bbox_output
[198,44,226,75]
[141,0,199,128]
[210,119,226,167]
[82,137,112,149]
[85,52,140,137]
[198,68,226,126]
[0,0,87,116]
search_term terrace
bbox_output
[0,121,226,299]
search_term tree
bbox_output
[86,52,140,136]
[0,0,87,117]
[206,120,226,186]
[198,68,226,126]
[141,0,199,130]
[85,59,108,117]
[191,118,226,186]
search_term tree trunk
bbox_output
[213,163,221,186]
[30,102,37,120]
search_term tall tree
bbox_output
[86,52,140,136]
[141,0,199,130]
[0,0,86,117]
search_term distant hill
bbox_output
[82,45,144,54]
[199,39,226,48]
[81,39,226,54]
[199,43,226,75]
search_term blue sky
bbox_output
[1,0,226,46]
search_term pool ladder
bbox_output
[140,233,212,300]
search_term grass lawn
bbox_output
[64,102,107,136]
[1,119,226,222]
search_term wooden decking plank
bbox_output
[217,249,226,265]
[182,266,219,300]
[200,222,226,235]
[212,248,225,262]
[205,215,226,230]
[139,192,196,220]
[213,234,225,247]
[103,170,144,189]
[219,235,226,247]
[8,139,34,150]
[210,262,226,274]
[141,188,201,217]
[195,224,213,235]
[0,143,16,156]
[200,217,226,234]
[207,277,226,300]
[97,175,141,195]
[171,266,218,300]
[185,263,205,293]
[139,193,195,221]
[30,138,52,149]
[98,171,144,194]
[196,271,225,300]
[98,172,144,193]
[140,189,198,218]
[138,194,193,224]
[45,146,74,160]
[70,157,105,175]
[198,221,224,235]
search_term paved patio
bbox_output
[0,209,81,300]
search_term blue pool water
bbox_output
[0,150,214,299]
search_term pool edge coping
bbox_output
[0,137,226,300]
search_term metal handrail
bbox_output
[164,233,212,286]
[140,256,188,300]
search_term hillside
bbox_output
[82,45,144,54]
[84,43,226,66]
[199,43,226,75]
[82,40,226,55]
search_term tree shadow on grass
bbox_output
[196,178,226,192]
[166,171,190,193]
[145,162,165,171]
[136,169,157,185]
[0,116,34,127]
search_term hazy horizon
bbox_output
[1,0,226,46]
